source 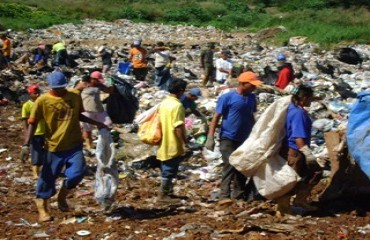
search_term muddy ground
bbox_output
[0,103,370,240]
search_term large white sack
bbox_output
[95,128,119,210]
[229,95,292,176]
[134,104,160,124]
[253,155,300,199]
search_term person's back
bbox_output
[275,54,295,90]
[32,89,83,152]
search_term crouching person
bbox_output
[22,71,107,222]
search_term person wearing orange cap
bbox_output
[205,71,263,200]
[21,85,46,179]
[78,71,114,154]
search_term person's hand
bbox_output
[20,144,30,163]
[204,136,215,151]
[299,145,316,163]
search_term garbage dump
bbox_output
[0,19,369,239]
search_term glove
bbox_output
[299,145,316,163]
[204,136,215,151]
[20,145,30,163]
[316,158,326,168]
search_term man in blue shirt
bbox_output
[180,88,207,125]
[205,71,262,200]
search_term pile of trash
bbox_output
[1,19,370,239]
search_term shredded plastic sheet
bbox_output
[95,128,119,210]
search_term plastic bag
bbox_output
[106,76,138,124]
[137,110,162,145]
[347,91,370,179]
[95,129,119,210]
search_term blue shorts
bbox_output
[36,145,86,199]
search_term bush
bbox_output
[0,3,32,18]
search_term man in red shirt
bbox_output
[275,53,295,90]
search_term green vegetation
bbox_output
[0,0,369,45]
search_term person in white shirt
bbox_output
[215,50,233,84]
[152,41,176,90]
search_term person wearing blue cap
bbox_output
[275,53,295,90]
[180,88,207,125]
[22,71,108,222]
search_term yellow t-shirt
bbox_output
[29,90,84,152]
[156,96,185,161]
[21,100,45,136]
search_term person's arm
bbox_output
[200,51,205,69]
[22,119,29,140]
[79,113,108,129]
[23,123,37,146]
[175,124,186,147]
[191,109,207,124]
[96,82,114,94]
[207,112,221,137]
[295,138,306,149]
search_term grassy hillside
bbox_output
[0,0,369,46]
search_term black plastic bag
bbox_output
[106,75,138,124]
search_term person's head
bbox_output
[292,84,314,107]
[187,88,202,101]
[156,41,164,47]
[237,71,263,95]
[276,53,287,67]
[90,71,104,86]
[207,42,215,49]
[47,71,67,95]
[221,50,231,59]
[0,33,7,39]
[27,84,41,101]
[168,78,188,97]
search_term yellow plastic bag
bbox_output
[138,110,162,145]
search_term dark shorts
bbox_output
[132,67,148,81]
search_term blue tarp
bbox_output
[347,91,370,179]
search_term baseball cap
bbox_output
[238,71,263,86]
[27,84,40,94]
[90,71,104,83]
[221,50,231,56]
[277,53,286,62]
[189,88,202,97]
[133,40,141,46]
[47,71,67,88]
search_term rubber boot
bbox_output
[158,180,179,204]
[293,183,318,212]
[57,184,71,212]
[32,165,41,180]
[34,198,52,222]
[275,194,293,216]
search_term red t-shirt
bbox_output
[275,64,294,89]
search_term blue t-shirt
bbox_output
[216,90,257,142]
[284,103,312,150]
[180,94,196,111]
